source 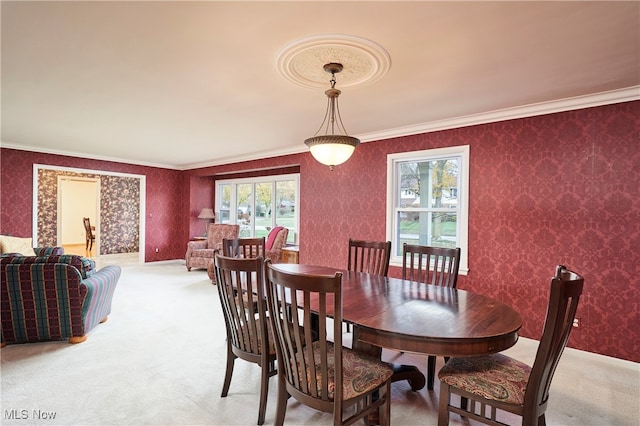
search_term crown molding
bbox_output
[180,145,307,171]
[2,86,638,170]
[0,142,181,170]
[357,86,640,143]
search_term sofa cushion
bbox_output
[0,235,36,256]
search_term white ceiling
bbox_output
[2,1,639,170]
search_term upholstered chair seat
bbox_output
[439,353,531,406]
[306,340,394,401]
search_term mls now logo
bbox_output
[4,409,28,419]
[4,409,57,420]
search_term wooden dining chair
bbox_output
[347,238,392,276]
[83,217,95,250]
[402,243,461,287]
[402,243,461,390]
[264,261,394,426]
[344,238,392,332]
[437,265,584,426]
[222,237,268,313]
[222,237,265,258]
[214,254,275,425]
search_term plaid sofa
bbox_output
[1,253,121,346]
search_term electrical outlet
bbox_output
[155,247,159,253]
[573,318,579,328]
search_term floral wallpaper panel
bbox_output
[37,168,140,254]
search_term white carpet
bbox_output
[1,261,638,425]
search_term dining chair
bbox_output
[344,238,391,332]
[402,243,461,390]
[214,254,275,425]
[222,237,268,313]
[222,237,265,258]
[264,261,394,426]
[83,217,95,250]
[347,238,392,276]
[437,265,584,426]
[402,243,461,287]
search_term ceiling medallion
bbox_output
[276,34,391,89]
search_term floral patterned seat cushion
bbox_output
[298,341,394,401]
[438,353,531,405]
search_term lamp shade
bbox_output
[197,208,216,220]
[305,136,359,167]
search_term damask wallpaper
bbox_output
[189,101,640,362]
[1,100,638,363]
[37,168,141,254]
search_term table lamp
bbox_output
[197,208,216,237]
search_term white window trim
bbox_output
[386,146,469,274]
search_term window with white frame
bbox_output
[386,146,469,273]
[215,174,299,244]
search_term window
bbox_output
[215,174,299,244]
[386,146,469,273]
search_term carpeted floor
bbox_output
[1,260,638,425]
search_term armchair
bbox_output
[265,226,289,263]
[185,223,240,274]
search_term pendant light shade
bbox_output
[304,63,360,170]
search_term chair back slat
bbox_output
[347,239,392,276]
[525,265,584,420]
[402,244,461,288]
[222,237,265,258]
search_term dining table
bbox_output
[269,263,523,391]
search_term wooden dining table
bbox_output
[270,263,523,391]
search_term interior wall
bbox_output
[189,176,214,239]
[1,101,638,362]
[0,151,185,262]
[297,101,640,362]
[186,100,640,362]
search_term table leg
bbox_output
[352,326,426,391]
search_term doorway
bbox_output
[57,176,100,257]
[34,164,146,263]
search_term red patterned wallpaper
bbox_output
[2,101,638,362]
[0,151,185,262]
[296,102,640,362]
[189,176,215,239]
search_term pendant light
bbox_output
[304,63,360,170]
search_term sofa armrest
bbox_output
[81,265,121,332]
[186,240,208,251]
